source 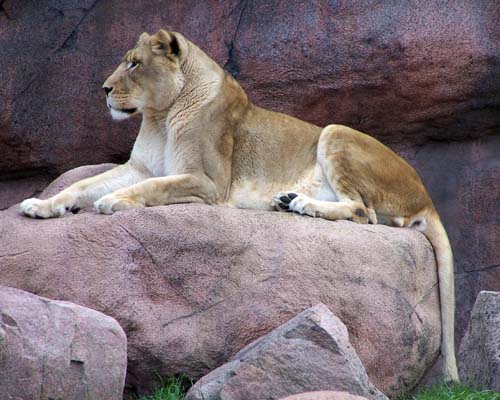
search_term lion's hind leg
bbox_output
[272,192,375,224]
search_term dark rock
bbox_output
[1,1,498,176]
[458,291,500,391]
[0,174,53,210]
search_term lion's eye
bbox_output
[127,61,139,70]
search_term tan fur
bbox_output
[19,30,458,381]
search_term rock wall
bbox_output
[1,0,499,344]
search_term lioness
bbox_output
[20,30,458,381]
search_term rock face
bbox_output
[0,0,498,343]
[458,291,500,391]
[0,166,440,397]
[186,304,387,400]
[280,392,369,400]
[1,1,498,175]
[0,285,127,400]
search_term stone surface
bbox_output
[1,1,498,176]
[0,0,498,346]
[0,285,127,400]
[280,392,369,400]
[1,166,440,397]
[458,291,500,391]
[185,304,387,400]
[0,174,53,211]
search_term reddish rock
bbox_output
[186,304,387,400]
[280,392,369,400]
[1,1,498,176]
[0,285,127,400]
[1,166,440,397]
[0,174,53,210]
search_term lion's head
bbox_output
[102,30,187,120]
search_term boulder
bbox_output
[458,291,500,391]
[280,392,369,400]
[185,304,387,400]
[0,165,441,397]
[0,285,127,400]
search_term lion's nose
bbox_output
[103,86,113,96]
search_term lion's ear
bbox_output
[150,29,180,58]
[136,32,151,47]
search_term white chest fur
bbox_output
[130,127,167,177]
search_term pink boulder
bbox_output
[0,285,127,400]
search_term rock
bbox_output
[0,285,127,400]
[185,304,387,400]
[1,1,498,176]
[280,392,369,400]
[0,174,53,211]
[458,291,500,391]
[0,166,440,397]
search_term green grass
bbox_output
[135,375,187,400]
[136,380,500,400]
[405,384,500,400]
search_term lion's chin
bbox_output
[109,107,138,121]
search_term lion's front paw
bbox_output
[19,198,65,219]
[94,193,144,215]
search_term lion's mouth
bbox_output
[111,106,137,114]
[108,105,139,121]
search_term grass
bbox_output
[404,384,500,400]
[136,380,500,400]
[135,375,187,400]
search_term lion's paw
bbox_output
[94,193,144,215]
[272,192,317,217]
[19,198,65,219]
[272,192,297,212]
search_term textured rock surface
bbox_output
[1,1,498,175]
[0,174,53,210]
[1,0,498,344]
[280,392,369,400]
[1,166,440,397]
[458,291,500,391]
[186,304,387,400]
[0,285,127,400]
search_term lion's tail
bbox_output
[422,209,459,382]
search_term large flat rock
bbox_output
[0,166,440,397]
